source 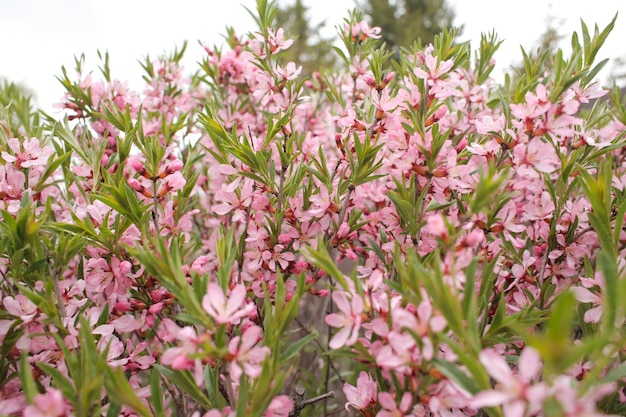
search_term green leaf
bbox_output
[432,358,478,394]
[600,362,626,383]
[37,362,76,406]
[20,353,39,403]
[597,250,619,334]
[105,366,152,417]
[150,368,165,417]
[302,241,349,290]
[155,364,214,409]
[279,332,317,364]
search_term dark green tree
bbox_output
[274,0,338,75]
[359,0,457,51]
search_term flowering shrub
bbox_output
[1,1,626,416]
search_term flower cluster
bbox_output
[0,2,625,417]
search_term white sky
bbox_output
[1,0,624,114]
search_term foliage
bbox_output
[0,1,625,417]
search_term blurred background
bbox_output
[1,0,624,113]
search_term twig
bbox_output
[294,317,346,384]
[289,385,335,417]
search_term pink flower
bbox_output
[202,283,254,325]
[264,395,294,417]
[3,294,38,323]
[344,371,377,411]
[475,114,505,135]
[377,392,413,417]
[266,28,293,54]
[426,213,448,239]
[513,137,560,177]
[349,20,382,41]
[1,137,53,169]
[23,388,65,417]
[571,276,604,323]
[325,291,364,349]
[227,325,270,381]
[262,244,295,271]
[471,347,546,417]
[211,178,253,222]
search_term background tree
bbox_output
[358,0,458,51]
[274,0,338,75]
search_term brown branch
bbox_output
[289,385,335,417]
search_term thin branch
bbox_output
[290,384,335,417]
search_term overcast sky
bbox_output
[1,0,624,114]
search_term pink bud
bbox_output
[165,159,184,175]
[131,160,145,173]
[115,301,133,313]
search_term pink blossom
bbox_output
[475,114,505,135]
[23,388,65,417]
[266,28,294,54]
[262,244,295,271]
[325,291,365,349]
[344,371,377,411]
[471,347,546,417]
[211,178,253,222]
[1,137,53,169]
[349,20,382,41]
[227,325,270,381]
[571,276,604,323]
[202,283,254,325]
[513,137,560,177]
[264,395,294,417]
[377,392,413,417]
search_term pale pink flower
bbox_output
[344,371,377,411]
[212,178,253,222]
[325,291,364,349]
[275,62,302,81]
[264,395,294,417]
[23,388,65,417]
[262,244,295,271]
[227,325,270,381]
[513,137,560,178]
[308,188,333,217]
[349,20,382,40]
[3,294,38,323]
[475,114,505,135]
[202,283,254,325]
[1,137,53,169]
[471,347,546,417]
[549,376,616,417]
[266,28,293,54]
[414,46,454,82]
[161,171,186,193]
[571,276,604,323]
[426,213,448,239]
[377,392,413,417]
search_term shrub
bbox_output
[0,1,625,416]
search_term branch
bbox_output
[289,385,335,417]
